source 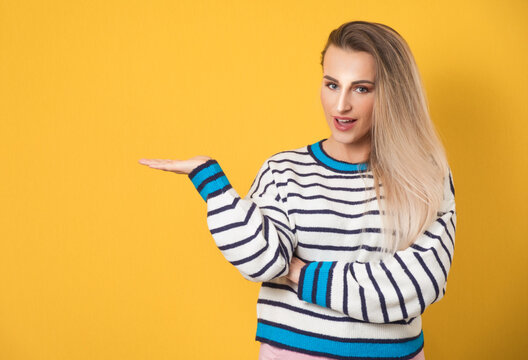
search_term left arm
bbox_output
[290,169,456,324]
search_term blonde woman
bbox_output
[139,21,456,360]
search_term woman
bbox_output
[139,20,456,360]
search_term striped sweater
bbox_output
[187,138,456,360]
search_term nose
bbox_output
[336,91,352,113]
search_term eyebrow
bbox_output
[323,75,375,85]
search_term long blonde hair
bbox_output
[321,21,449,255]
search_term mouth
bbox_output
[334,117,357,124]
[334,116,357,124]
[333,117,357,130]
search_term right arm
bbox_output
[187,158,298,282]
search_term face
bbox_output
[320,45,376,158]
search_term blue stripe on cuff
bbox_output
[188,160,231,201]
[190,162,223,189]
[301,262,318,303]
[315,262,333,307]
[198,175,230,201]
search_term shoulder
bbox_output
[263,143,311,166]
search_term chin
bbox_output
[332,132,355,143]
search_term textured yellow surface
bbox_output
[1,1,526,359]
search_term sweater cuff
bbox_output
[188,159,231,202]
[297,261,336,308]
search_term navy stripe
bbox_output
[188,159,218,180]
[424,230,452,265]
[261,205,289,219]
[414,252,440,302]
[302,262,319,302]
[350,264,369,322]
[359,287,368,322]
[206,184,233,200]
[257,178,276,198]
[196,170,226,193]
[207,196,240,217]
[263,215,270,245]
[411,244,447,281]
[380,262,408,319]
[326,262,337,310]
[366,263,389,323]
[297,243,384,253]
[312,262,323,304]
[273,224,294,253]
[437,215,455,248]
[449,171,455,196]
[256,298,411,325]
[343,263,349,316]
[289,208,380,219]
[217,223,261,251]
[230,241,269,266]
[287,192,381,205]
[276,240,289,277]
[249,246,282,278]
[276,178,376,192]
[297,262,309,302]
[268,158,322,168]
[394,253,425,314]
[272,166,374,180]
[261,210,290,231]
[210,202,256,234]
[296,225,382,235]
[257,299,363,324]
[261,281,296,293]
[250,163,271,197]
[276,149,310,155]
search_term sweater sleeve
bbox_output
[188,158,297,282]
[296,169,456,323]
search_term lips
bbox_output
[333,117,357,131]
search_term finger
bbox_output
[148,163,167,168]
[140,159,174,165]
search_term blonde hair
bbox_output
[321,21,449,255]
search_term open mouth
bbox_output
[335,118,357,124]
[333,117,357,130]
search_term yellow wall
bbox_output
[1,1,526,359]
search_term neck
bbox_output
[323,137,370,163]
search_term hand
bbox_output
[285,256,307,285]
[138,155,212,175]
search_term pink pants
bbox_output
[258,343,426,360]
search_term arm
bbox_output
[296,169,456,323]
[188,158,297,282]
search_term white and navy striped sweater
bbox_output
[188,138,456,360]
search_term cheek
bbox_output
[320,91,332,113]
[359,97,375,115]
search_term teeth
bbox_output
[337,119,354,123]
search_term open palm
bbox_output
[138,155,212,175]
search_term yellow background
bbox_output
[1,0,527,359]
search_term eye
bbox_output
[325,82,338,90]
[355,86,369,93]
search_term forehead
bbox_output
[323,45,376,80]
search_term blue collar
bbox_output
[308,139,369,172]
